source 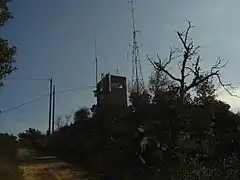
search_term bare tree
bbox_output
[55,116,63,130]
[55,113,73,130]
[148,21,238,104]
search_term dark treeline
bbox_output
[0,133,23,180]
[0,1,22,179]
[18,23,240,180]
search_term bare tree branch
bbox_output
[150,21,238,103]
[186,72,219,92]
[185,66,195,74]
[184,72,191,78]
[177,21,195,51]
[177,31,188,51]
[164,48,176,67]
[189,45,200,57]
[185,56,201,76]
[211,57,228,72]
[148,55,181,82]
[185,21,194,43]
[216,75,240,98]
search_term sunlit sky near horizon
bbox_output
[1,0,240,135]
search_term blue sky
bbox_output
[0,0,240,134]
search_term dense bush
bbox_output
[30,88,240,180]
[19,23,240,179]
[0,133,23,180]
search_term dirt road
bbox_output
[18,148,95,180]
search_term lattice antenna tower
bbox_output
[129,0,144,95]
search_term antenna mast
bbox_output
[129,0,144,95]
[94,37,98,87]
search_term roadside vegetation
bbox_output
[18,23,240,180]
[0,1,22,179]
[0,133,23,180]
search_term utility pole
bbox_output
[52,85,55,134]
[48,78,53,136]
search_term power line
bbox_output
[56,86,95,94]
[0,86,95,114]
[6,77,50,81]
[1,94,49,113]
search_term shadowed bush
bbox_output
[0,133,23,180]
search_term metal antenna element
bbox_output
[94,37,98,88]
[128,0,144,95]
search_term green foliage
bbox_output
[0,133,17,160]
[26,74,240,179]
[0,0,13,27]
[18,128,44,149]
[74,107,90,122]
[149,68,172,95]
[22,23,240,180]
[129,90,151,111]
[0,133,23,180]
[194,77,216,106]
[28,83,240,179]
[0,0,16,86]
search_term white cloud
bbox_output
[217,87,240,112]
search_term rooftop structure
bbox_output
[94,73,127,112]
